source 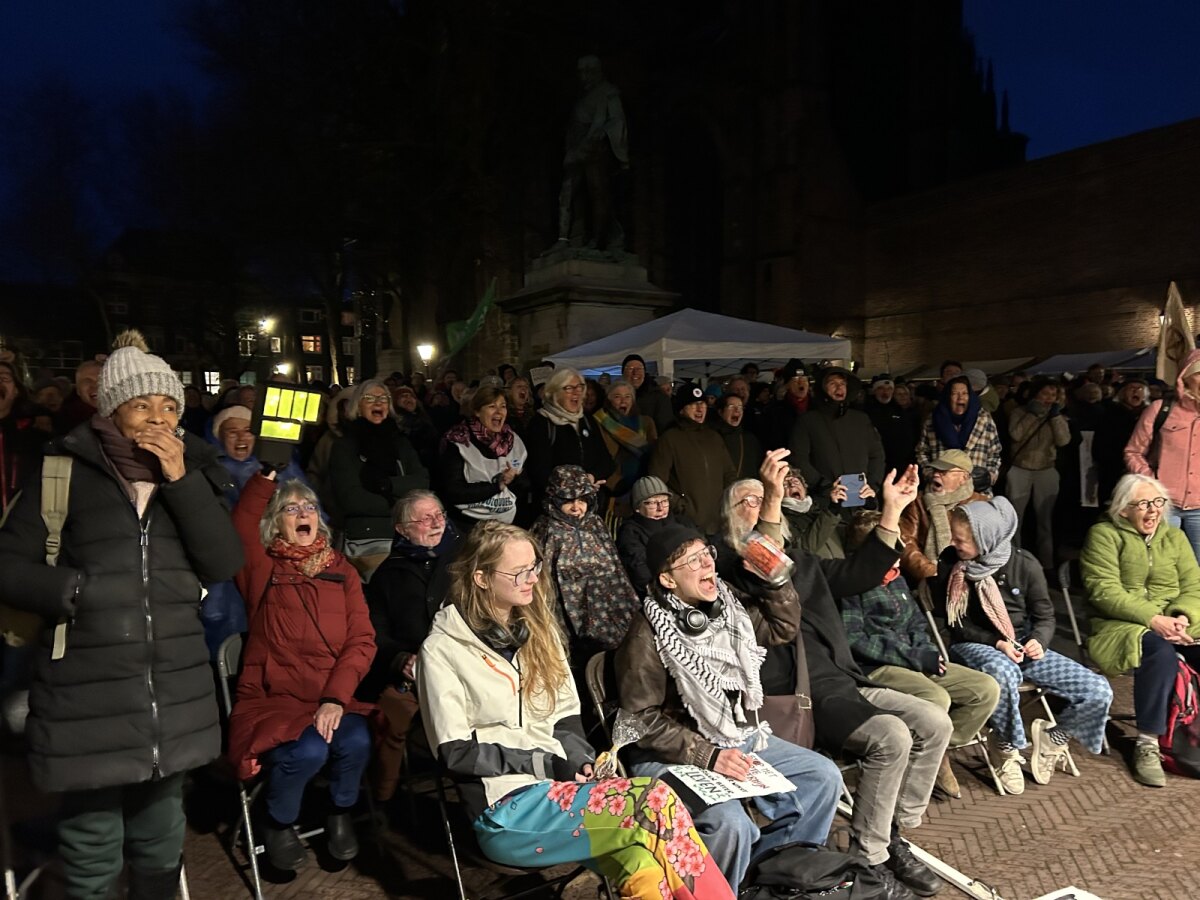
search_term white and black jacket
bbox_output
[416,604,594,821]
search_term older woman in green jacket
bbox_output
[1080,472,1200,787]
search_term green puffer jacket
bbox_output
[1079,517,1200,674]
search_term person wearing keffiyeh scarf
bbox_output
[614,523,842,890]
[935,496,1113,793]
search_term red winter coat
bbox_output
[227,474,376,780]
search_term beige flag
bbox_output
[1156,281,1195,384]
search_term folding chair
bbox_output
[427,734,609,900]
[1055,560,1133,755]
[914,583,1007,795]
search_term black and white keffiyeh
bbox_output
[643,579,770,749]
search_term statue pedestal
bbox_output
[501,250,677,366]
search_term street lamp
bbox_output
[416,343,435,375]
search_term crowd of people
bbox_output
[0,336,1197,899]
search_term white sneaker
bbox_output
[1029,718,1068,785]
[987,739,1026,794]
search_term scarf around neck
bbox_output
[91,414,163,484]
[268,534,337,577]
[922,481,975,561]
[442,417,515,457]
[642,580,769,749]
[944,497,1018,636]
[931,380,982,450]
[593,408,649,456]
[539,397,583,428]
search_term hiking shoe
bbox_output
[872,863,918,900]
[326,811,360,861]
[262,822,307,871]
[1029,719,1068,785]
[1132,741,1166,787]
[987,740,1025,795]
[886,839,943,896]
[932,754,961,800]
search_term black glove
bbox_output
[550,754,580,782]
[916,648,943,674]
[1047,403,1062,418]
[970,466,991,494]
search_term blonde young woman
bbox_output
[417,521,734,900]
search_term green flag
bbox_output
[446,277,498,356]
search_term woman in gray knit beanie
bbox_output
[0,330,243,898]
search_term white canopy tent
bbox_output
[1025,348,1153,376]
[544,308,852,381]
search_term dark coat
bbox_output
[616,510,698,597]
[329,418,429,541]
[715,528,904,752]
[789,401,886,501]
[0,424,243,793]
[865,399,919,473]
[227,474,376,781]
[933,546,1055,650]
[648,418,736,534]
[358,528,459,700]
[710,418,765,480]
[523,412,612,507]
[1094,401,1144,505]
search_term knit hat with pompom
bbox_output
[97,330,185,417]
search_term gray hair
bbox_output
[544,367,583,403]
[259,479,333,546]
[392,489,444,528]
[1107,473,1173,523]
[720,478,791,550]
[344,379,394,421]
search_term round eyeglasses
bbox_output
[640,498,670,510]
[669,544,717,572]
[493,561,543,587]
[1127,497,1168,511]
[283,502,318,516]
[737,495,764,509]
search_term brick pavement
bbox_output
[5,642,1198,899]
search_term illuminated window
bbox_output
[238,330,257,356]
[305,365,324,383]
[203,371,221,391]
[345,366,355,385]
[179,371,193,385]
[301,334,322,353]
[269,337,282,354]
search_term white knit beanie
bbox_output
[98,330,186,418]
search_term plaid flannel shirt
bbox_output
[839,577,940,672]
[915,409,1002,486]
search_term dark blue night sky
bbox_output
[3,2,1200,164]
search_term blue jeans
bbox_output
[1134,632,1200,734]
[1168,509,1200,564]
[263,715,371,824]
[631,734,841,890]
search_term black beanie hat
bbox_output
[673,381,705,413]
[645,524,707,581]
[622,354,646,370]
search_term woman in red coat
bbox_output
[228,472,376,871]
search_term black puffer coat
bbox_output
[0,424,243,793]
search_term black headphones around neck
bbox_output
[658,595,725,636]
[478,617,531,652]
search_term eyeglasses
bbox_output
[670,544,717,572]
[407,512,446,527]
[561,383,585,394]
[283,502,318,515]
[737,495,764,509]
[641,498,670,510]
[361,394,389,405]
[492,561,543,587]
[1127,497,1168,511]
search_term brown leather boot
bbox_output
[933,753,961,800]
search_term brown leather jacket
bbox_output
[615,578,800,771]
[898,490,989,582]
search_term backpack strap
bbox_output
[39,456,73,659]
[1148,398,1175,474]
[41,456,73,567]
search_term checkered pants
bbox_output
[949,643,1112,753]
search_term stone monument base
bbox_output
[500,250,677,366]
